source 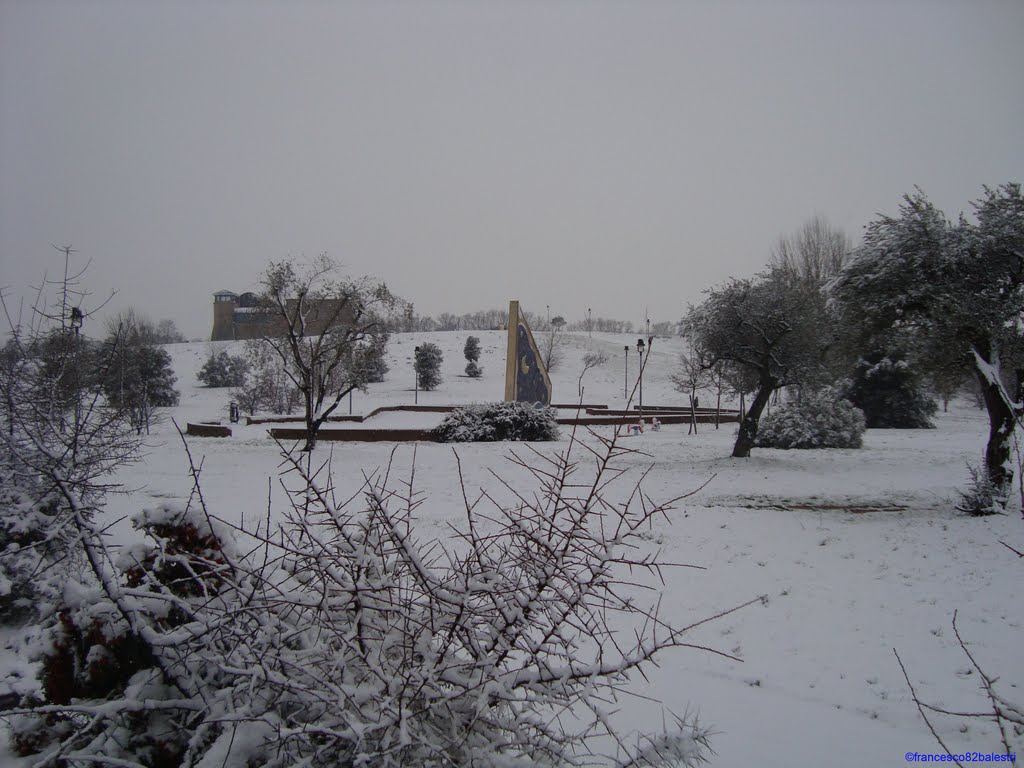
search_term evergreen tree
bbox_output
[464,335,482,378]
[415,343,443,391]
[839,350,937,428]
[100,315,179,434]
[831,183,1024,492]
[197,350,249,388]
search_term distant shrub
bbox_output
[197,350,249,388]
[435,401,560,443]
[754,390,865,449]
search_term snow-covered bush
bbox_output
[0,464,66,623]
[754,390,865,449]
[9,427,754,767]
[435,401,560,442]
[12,504,234,764]
[838,350,937,428]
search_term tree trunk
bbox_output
[688,388,697,435]
[971,356,1018,492]
[732,381,775,458]
[303,424,318,452]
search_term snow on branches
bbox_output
[7,425,762,767]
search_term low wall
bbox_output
[557,412,738,426]
[268,427,439,443]
[186,423,232,437]
[631,404,741,415]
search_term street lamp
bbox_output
[623,345,629,400]
[69,306,84,452]
[588,307,592,338]
[414,346,421,405]
[636,338,645,417]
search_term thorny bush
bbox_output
[6,424,761,767]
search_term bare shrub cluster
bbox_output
[6,421,760,767]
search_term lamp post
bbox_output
[414,345,420,405]
[636,338,645,417]
[587,307,592,338]
[623,345,629,400]
[69,307,84,454]
[70,307,83,336]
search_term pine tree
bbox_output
[415,343,443,391]
[839,350,937,428]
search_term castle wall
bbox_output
[211,295,354,341]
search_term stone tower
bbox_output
[211,290,237,341]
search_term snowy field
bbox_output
[5,330,1022,766]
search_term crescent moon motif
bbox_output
[520,355,531,375]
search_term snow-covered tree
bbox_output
[259,255,397,450]
[683,268,834,457]
[99,311,180,434]
[197,349,249,388]
[0,249,139,623]
[830,184,1024,493]
[838,349,937,428]
[415,342,443,391]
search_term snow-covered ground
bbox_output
[5,330,1022,766]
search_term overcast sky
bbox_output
[2,0,1022,340]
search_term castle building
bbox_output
[211,291,354,341]
[211,291,274,341]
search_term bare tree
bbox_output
[671,346,713,434]
[539,321,566,372]
[576,349,608,398]
[577,348,606,397]
[259,255,397,450]
[770,214,852,286]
